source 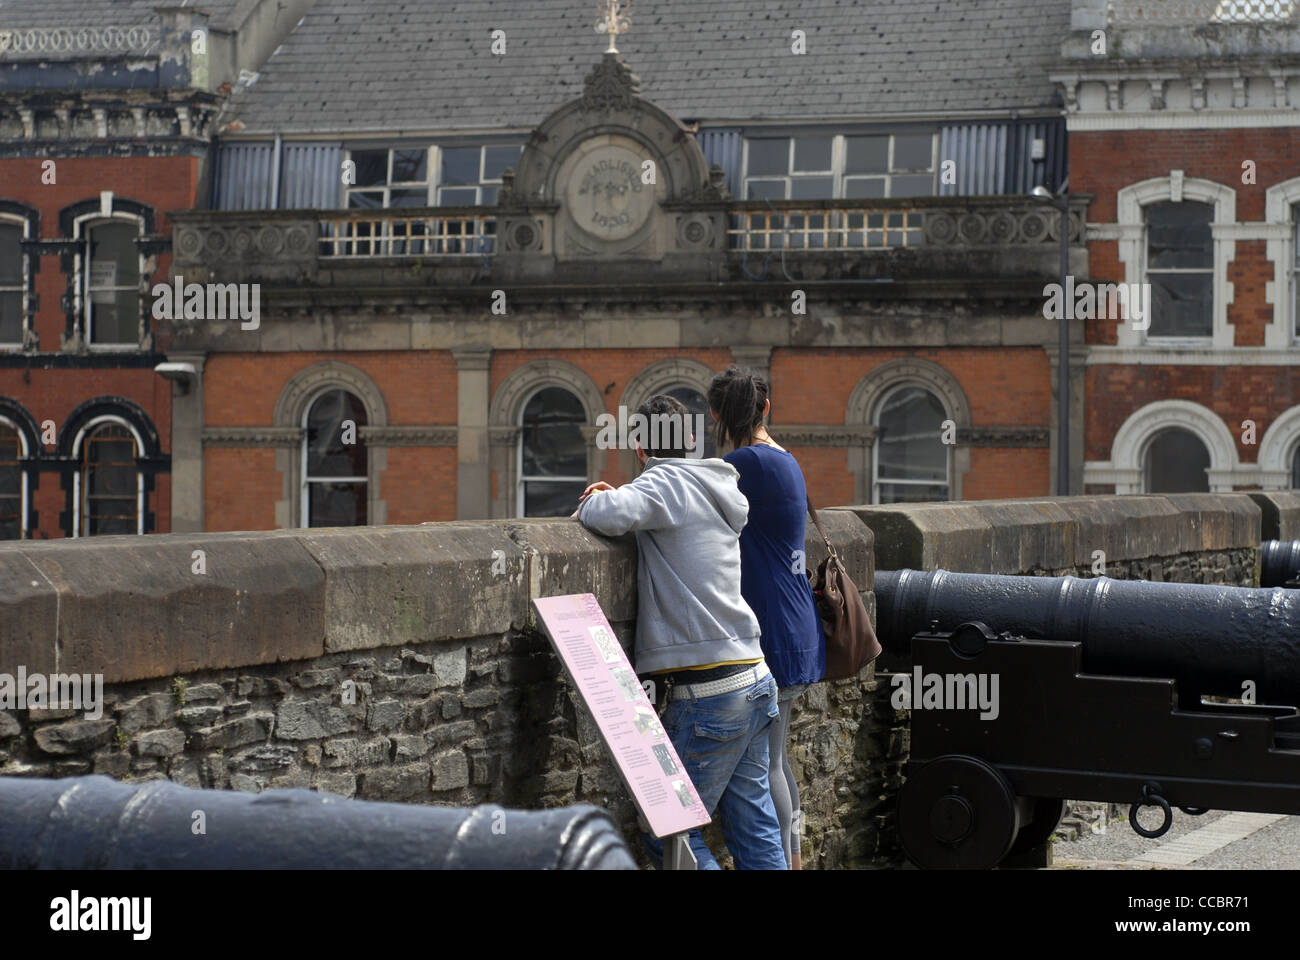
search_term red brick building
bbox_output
[162,0,1078,533]
[0,0,306,539]
[1061,0,1300,494]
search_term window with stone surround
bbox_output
[0,418,25,539]
[1145,200,1214,339]
[76,418,142,536]
[872,385,950,504]
[1293,202,1300,340]
[663,385,716,459]
[1142,427,1211,493]
[302,389,368,527]
[0,219,26,347]
[519,387,588,518]
[742,133,936,201]
[81,217,144,347]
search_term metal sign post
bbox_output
[665,832,697,871]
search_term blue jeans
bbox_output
[645,673,787,870]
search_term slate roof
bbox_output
[222,0,1071,135]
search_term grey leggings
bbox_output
[768,684,806,866]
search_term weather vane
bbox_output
[595,0,631,54]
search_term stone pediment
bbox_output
[494,53,727,283]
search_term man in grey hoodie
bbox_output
[576,394,786,870]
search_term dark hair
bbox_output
[707,365,768,449]
[636,394,693,459]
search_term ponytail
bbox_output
[707,365,769,450]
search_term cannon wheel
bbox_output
[898,755,1020,870]
[1007,797,1067,857]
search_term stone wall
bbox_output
[0,511,892,869]
[0,493,1281,868]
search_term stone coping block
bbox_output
[0,513,877,683]
[845,494,1261,575]
[1249,492,1300,542]
[0,534,325,685]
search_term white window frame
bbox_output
[0,414,29,538]
[1264,177,1300,349]
[1142,199,1217,343]
[741,132,937,201]
[343,146,433,208]
[516,385,588,518]
[300,389,368,528]
[74,212,146,351]
[870,383,952,504]
[72,414,144,537]
[0,214,30,349]
[434,143,523,206]
[1115,174,1236,350]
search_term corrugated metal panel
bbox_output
[281,143,342,209]
[938,123,1008,196]
[212,142,275,210]
[1003,117,1067,194]
[697,128,742,198]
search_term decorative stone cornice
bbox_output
[358,426,457,446]
[769,425,877,447]
[203,427,300,447]
[957,426,1051,448]
[489,426,522,446]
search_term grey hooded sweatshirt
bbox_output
[576,456,764,675]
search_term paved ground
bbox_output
[1050,805,1300,869]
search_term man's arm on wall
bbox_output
[576,471,678,536]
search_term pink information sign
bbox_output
[533,593,711,839]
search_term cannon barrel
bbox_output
[875,569,1300,705]
[0,775,636,869]
[1261,540,1300,588]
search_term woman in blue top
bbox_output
[708,365,824,870]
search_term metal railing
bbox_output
[1108,0,1296,23]
[726,207,926,251]
[318,210,497,258]
[0,26,159,56]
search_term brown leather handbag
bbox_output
[806,497,883,681]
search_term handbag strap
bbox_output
[805,494,838,559]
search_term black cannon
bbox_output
[875,569,1300,870]
[1261,540,1300,588]
[0,775,636,870]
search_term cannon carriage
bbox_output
[876,568,1300,869]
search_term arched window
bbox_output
[663,385,716,459]
[519,387,587,517]
[0,416,27,539]
[872,385,950,503]
[302,389,368,527]
[1291,443,1300,490]
[1142,427,1210,493]
[75,417,143,536]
